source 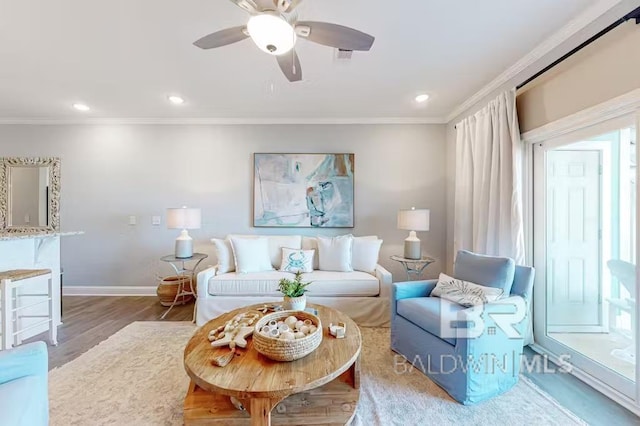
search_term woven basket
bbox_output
[253,310,322,362]
[156,275,193,307]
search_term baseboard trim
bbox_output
[63,286,157,296]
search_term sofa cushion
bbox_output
[0,375,48,426]
[230,235,302,269]
[208,270,379,297]
[266,235,302,268]
[211,238,235,274]
[229,237,273,274]
[352,237,382,274]
[432,273,504,307]
[454,250,516,295]
[280,248,314,273]
[396,297,470,345]
[302,237,320,270]
[317,235,353,272]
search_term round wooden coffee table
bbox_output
[183,303,361,426]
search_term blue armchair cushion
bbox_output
[454,250,516,295]
[0,376,45,426]
[397,297,470,345]
[0,341,49,426]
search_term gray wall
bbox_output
[0,123,447,288]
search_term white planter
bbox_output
[283,295,307,311]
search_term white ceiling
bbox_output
[0,0,599,121]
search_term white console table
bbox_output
[0,231,83,343]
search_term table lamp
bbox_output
[397,207,430,260]
[167,207,201,258]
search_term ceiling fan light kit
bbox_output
[247,13,296,55]
[194,0,375,82]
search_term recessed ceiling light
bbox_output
[414,94,430,103]
[72,103,90,111]
[168,95,185,105]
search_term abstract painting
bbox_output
[254,153,354,228]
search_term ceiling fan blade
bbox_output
[193,27,249,49]
[229,0,260,13]
[276,50,302,82]
[274,0,304,13]
[296,21,375,51]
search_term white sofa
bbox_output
[196,235,392,327]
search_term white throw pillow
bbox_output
[431,273,504,307]
[211,238,235,274]
[229,236,274,274]
[317,235,354,272]
[352,237,383,274]
[279,248,315,273]
[267,235,302,269]
[302,237,320,270]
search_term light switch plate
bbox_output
[152,216,161,226]
[128,215,137,225]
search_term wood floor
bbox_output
[27,296,640,425]
[25,296,193,370]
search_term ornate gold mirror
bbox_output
[0,157,61,233]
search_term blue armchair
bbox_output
[391,250,534,405]
[0,342,49,425]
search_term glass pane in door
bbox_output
[545,125,637,384]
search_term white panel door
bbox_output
[546,150,602,331]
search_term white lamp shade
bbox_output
[397,208,430,231]
[247,13,296,55]
[166,207,201,230]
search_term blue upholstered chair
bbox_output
[391,250,535,405]
[0,341,49,425]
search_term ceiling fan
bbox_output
[193,0,375,82]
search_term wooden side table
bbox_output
[159,253,207,321]
[390,255,436,280]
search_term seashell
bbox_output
[280,331,295,340]
[269,328,280,338]
[285,316,298,327]
[278,323,290,332]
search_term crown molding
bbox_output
[0,116,448,125]
[445,0,624,123]
[521,88,640,144]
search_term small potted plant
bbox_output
[278,271,312,310]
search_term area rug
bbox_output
[49,322,586,425]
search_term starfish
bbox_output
[210,326,255,349]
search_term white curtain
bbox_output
[454,89,525,265]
